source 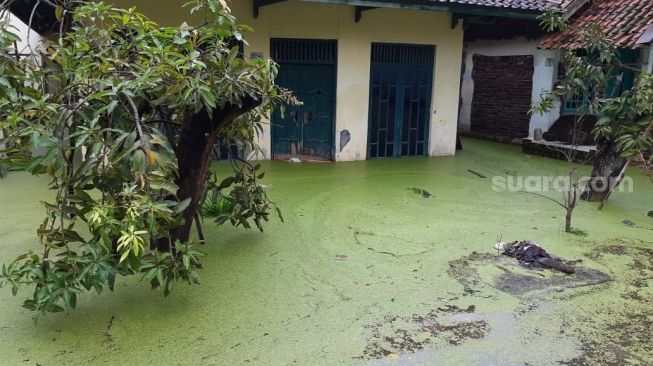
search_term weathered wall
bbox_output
[107,0,464,160]
[642,46,653,72]
[470,55,534,139]
[459,38,561,138]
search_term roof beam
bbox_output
[253,0,541,20]
[253,0,288,18]
[451,12,462,29]
[301,0,449,12]
[354,6,376,23]
[300,0,540,19]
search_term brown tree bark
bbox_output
[156,99,260,251]
[587,120,653,206]
[581,140,627,202]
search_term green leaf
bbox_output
[217,176,235,191]
[62,229,86,243]
[156,268,164,287]
[199,85,217,109]
[119,250,130,264]
[132,150,147,173]
[87,90,115,101]
[174,198,191,215]
[63,290,77,310]
[49,304,65,313]
[55,6,64,22]
[149,178,179,195]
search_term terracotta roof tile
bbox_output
[430,0,562,11]
[540,0,653,49]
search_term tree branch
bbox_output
[123,93,144,140]
[519,190,567,209]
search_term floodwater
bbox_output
[0,138,651,365]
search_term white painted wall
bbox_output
[459,38,561,137]
[2,13,43,56]
[642,46,653,73]
[109,0,464,160]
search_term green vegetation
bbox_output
[534,9,653,205]
[0,0,287,314]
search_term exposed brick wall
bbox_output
[470,55,534,139]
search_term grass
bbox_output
[0,138,651,365]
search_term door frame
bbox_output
[270,38,338,161]
[367,42,436,159]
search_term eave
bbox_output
[253,0,543,24]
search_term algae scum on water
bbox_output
[0,138,652,365]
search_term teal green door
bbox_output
[367,43,434,158]
[562,49,639,114]
[272,63,335,159]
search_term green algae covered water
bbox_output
[0,138,651,365]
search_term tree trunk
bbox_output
[160,99,261,251]
[581,141,627,202]
[170,109,219,248]
[565,208,572,233]
[597,158,631,210]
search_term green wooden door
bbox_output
[368,44,434,158]
[271,40,336,160]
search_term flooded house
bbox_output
[212,1,556,161]
[460,0,653,150]
[534,0,652,155]
[9,0,565,161]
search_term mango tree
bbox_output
[0,0,289,314]
[534,10,653,207]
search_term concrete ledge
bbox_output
[522,138,596,163]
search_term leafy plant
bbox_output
[0,0,290,315]
[202,160,282,231]
[201,190,236,218]
[533,9,653,213]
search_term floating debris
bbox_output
[494,240,575,274]
[334,254,348,261]
[467,169,487,179]
[622,219,636,227]
[288,157,302,163]
[407,187,432,198]
[648,211,653,218]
